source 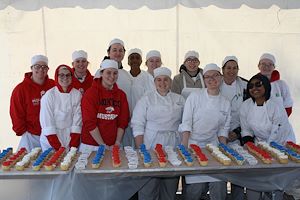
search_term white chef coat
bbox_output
[131,90,185,150]
[271,80,293,109]
[130,70,151,111]
[144,72,156,93]
[39,87,82,151]
[220,77,247,131]
[179,89,231,148]
[179,88,231,184]
[239,98,295,144]
[117,68,133,112]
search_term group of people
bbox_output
[9,38,295,200]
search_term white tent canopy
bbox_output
[1,0,299,149]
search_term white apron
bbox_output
[18,132,41,151]
[181,74,204,99]
[186,95,226,184]
[144,100,183,150]
[79,143,99,153]
[271,82,284,107]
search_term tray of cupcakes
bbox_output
[74,141,300,176]
[0,147,79,177]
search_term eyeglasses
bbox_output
[74,59,88,64]
[259,63,274,68]
[58,73,72,79]
[203,73,221,80]
[248,81,263,89]
[32,64,49,70]
[186,58,199,63]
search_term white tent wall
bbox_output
[0,1,300,149]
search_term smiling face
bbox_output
[128,53,142,69]
[72,58,88,75]
[203,70,222,90]
[31,61,49,82]
[58,67,72,90]
[222,60,238,84]
[146,57,162,75]
[108,43,125,63]
[101,68,118,89]
[154,75,172,95]
[248,78,265,101]
[258,58,275,78]
[184,57,200,72]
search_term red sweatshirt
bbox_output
[81,77,130,146]
[10,72,55,136]
[72,69,93,94]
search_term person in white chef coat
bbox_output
[220,56,248,145]
[143,50,162,92]
[40,65,82,151]
[171,50,205,99]
[219,56,248,200]
[127,48,148,110]
[239,73,295,200]
[131,67,185,200]
[179,63,230,200]
[258,53,293,117]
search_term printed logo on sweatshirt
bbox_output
[97,106,117,120]
[105,106,115,113]
[97,113,118,120]
[99,98,121,107]
[32,98,40,106]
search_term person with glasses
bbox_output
[179,63,230,200]
[258,53,293,116]
[80,59,130,152]
[10,55,55,151]
[171,50,205,99]
[131,67,185,200]
[239,73,295,199]
[39,65,82,151]
[71,50,93,94]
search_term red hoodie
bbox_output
[55,64,74,93]
[72,68,93,94]
[81,77,130,146]
[10,72,55,136]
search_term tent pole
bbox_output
[41,7,48,56]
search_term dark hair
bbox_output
[107,46,126,53]
[246,73,271,102]
[222,60,239,69]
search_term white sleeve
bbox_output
[178,94,194,132]
[267,102,291,144]
[40,90,57,136]
[71,91,82,134]
[131,96,148,137]
[239,101,254,138]
[280,80,293,108]
[217,102,231,138]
